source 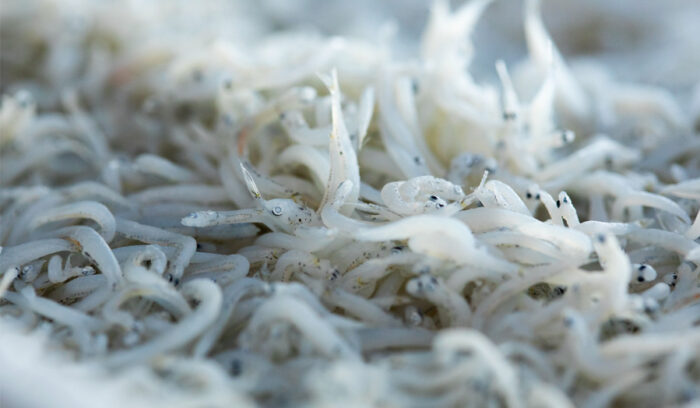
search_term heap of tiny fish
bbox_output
[1,0,699,407]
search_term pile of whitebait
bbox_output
[2,0,700,407]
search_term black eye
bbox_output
[637,276,644,282]
[231,359,242,376]
[429,195,438,202]
[272,206,283,216]
[526,192,532,199]
[556,200,561,208]
[535,194,540,200]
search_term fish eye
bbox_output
[563,316,574,327]
[272,206,283,216]
[562,130,574,143]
